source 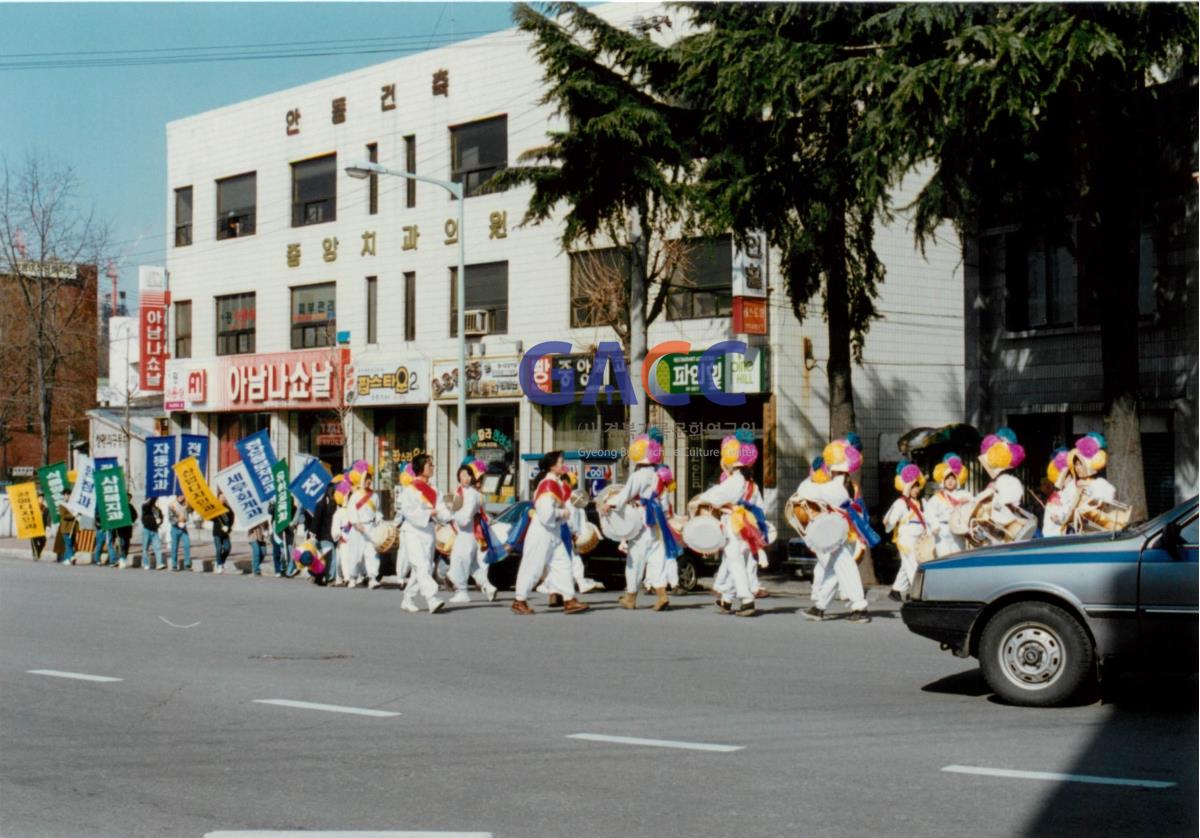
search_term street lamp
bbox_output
[345,161,467,463]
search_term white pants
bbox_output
[515,541,575,601]
[813,541,868,611]
[714,536,754,605]
[934,531,965,558]
[400,526,439,606]
[571,553,596,587]
[338,539,363,581]
[449,533,492,592]
[624,531,653,593]
[891,543,919,594]
[643,537,669,588]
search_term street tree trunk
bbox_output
[627,209,650,436]
[825,109,858,442]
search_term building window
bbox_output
[404,135,417,208]
[404,271,416,341]
[366,276,378,344]
[174,300,192,359]
[215,173,256,240]
[291,153,337,227]
[366,143,379,216]
[174,187,193,247]
[1001,229,1077,331]
[216,292,256,356]
[570,246,629,328]
[290,282,336,349]
[450,116,507,198]
[666,236,733,320]
[450,261,508,337]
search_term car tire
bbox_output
[675,556,699,593]
[979,601,1095,707]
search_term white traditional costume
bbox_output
[448,459,499,603]
[923,454,972,556]
[977,428,1033,542]
[884,461,928,597]
[803,440,870,622]
[512,474,581,613]
[399,471,452,614]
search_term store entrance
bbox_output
[467,404,518,510]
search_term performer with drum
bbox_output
[346,461,384,589]
[399,454,453,614]
[563,471,603,595]
[883,461,929,601]
[977,428,1033,541]
[331,477,363,587]
[688,430,765,617]
[1042,448,1074,537]
[923,454,971,556]
[512,451,589,614]
[802,439,871,623]
[447,458,501,604]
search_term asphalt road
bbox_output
[1,558,1195,838]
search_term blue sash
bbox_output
[843,500,882,548]
[737,499,768,536]
[478,515,505,565]
[502,508,532,557]
[643,496,682,561]
[559,521,575,555]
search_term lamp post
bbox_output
[345,161,467,463]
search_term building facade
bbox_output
[162,3,965,526]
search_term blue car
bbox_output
[901,496,1198,706]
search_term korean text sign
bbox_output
[36,462,68,524]
[145,436,177,497]
[7,482,45,539]
[66,455,97,520]
[215,462,270,529]
[96,466,132,531]
[236,429,278,503]
[172,456,227,521]
[289,459,332,514]
[272,460,291,534]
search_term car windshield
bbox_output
[1124,497,1199,538]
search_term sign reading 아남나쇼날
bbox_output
[138,266,168,392]
[163,349,345,413]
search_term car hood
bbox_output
[923,530,1139,570]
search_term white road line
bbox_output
[252,699,401,718]
[159,616,201,628]
[942,764,1176,789]
[27,669,123,683]
[205,832,492,837]
[567,733,744,753]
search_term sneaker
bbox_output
[450,591,471,604]
[367,579,381,590]
[401,599,420,613]
[887,590,904,602]
[484,586,499,602]
[847,610,872,624]
[715,599,733,615]
[580,579,603,594]
[215,565,225,575]
[428,598,445,614]
[803,606,826,622]
[347,578,360,588]
[330,579,346,587]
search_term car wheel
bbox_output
[675,556,699,593]
[979,601,1094,707]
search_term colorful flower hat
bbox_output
[398,462,415,488]
[844,432,863,453]
[293,539,326,576]
[628,427,664,466]
[347,459,372,487]
[978,427,1025,479]
[461,457,488,481]
[656,465,676,492]
[894,460,926,495]
[822,439,862,475]
[1069,432,1108,478]
[1046,447,1071,489]
[933,453,966,486]
[810,455,832,484]
[333,478,353,506]
[720,429,758,469]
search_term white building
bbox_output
[98,315,144,407]
[162,3,964,524]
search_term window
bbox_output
[404,271,416,341]
[366,277,377,344]
[174,187,192,247]
[291,154,337,227]
[174,301,192,359]
[570,247,629,328]
[1001,230,1077,331]
[215,173,256,240]
[666,236,733,320]
[404,135,417,208]
[366,143,379,216]
[450,116,507,198]
[216,292,256,356]
[450,261,508,336]
[290,282,336,349]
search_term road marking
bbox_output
[252,699,400,718]
[27,669,123,683]
[567,733,743,753]
[941,764,1176,789]
[159,616,201,628]
[205,832,493,837]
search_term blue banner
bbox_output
[145,436,176,497]
[180,434,209,478]
[235,429,278,503]
[94,457,119,472]
[289,458,333,514]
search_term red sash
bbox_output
[535,477,570,505]
[355,489,374,510]
[904,497,928,531]
[411,479,439,508]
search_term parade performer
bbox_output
[331,477,362,587]
[399,454,453,614]
[977,428,1033,541]
[345,461,383,588]
[802,440,871,623]
[602,428,681,611]
[448,458,501,604]
[884,460,928,601]
[557,471,603,595]
[691,431,765,618]
[512,451,588,614]
[656,466,684,593]
[391,463,415,587]
[1068,432,1118,506]
[924,454,972,556]
[1042,448,1074,537]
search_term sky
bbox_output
[0,2,518,307]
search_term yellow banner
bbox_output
[172,456,228,521]
[7,481,45,540]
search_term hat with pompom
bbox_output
[1046,447,1071,488]
[894,460,926,495]
[629,426,664,466]
[823,439,862,475]
[810,455,832,484]
[1069,432,1108,478]
[933,453,966,486]
[461,457,488,481]
[979,427,1026,479]
[398,462,415,488]
[720,429,758,469]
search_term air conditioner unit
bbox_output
[463,309,490,336]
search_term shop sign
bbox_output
[530,353,611,396]
[657,347,768,396]
[163,349,344,413]
[729,347,767,393]
[732,296,768,335]
[731,232,767,299]
[466,427,514,453]
[316,420,345,447]
[138,266,169,392]
[432,357,522,400]
[344,359,430,406]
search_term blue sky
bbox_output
[0,2,517,306]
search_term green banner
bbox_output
[95,466,132,531]
[272,460,291,534]
[36,462,69,525]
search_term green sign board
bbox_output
[37,461,69,524]
[654,349,767,395]
[272,460,292,534]
[95,465,132,531]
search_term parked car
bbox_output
[901,496,1198,706]
[488,500,710,591]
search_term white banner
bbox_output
[214,461,270,529]
[66,455,98,520]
